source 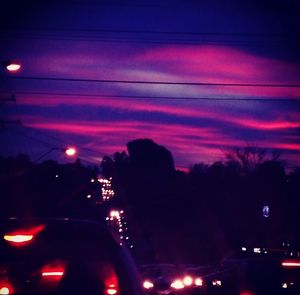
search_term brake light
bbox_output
[4,235,33,243]
[3,225,45,246]
[42,271,64,277]
[41,261,65,281]
[0,287,10,295]
[0,282,13,295]
[106,284,118,295]
[281,260,300,268]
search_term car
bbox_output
[0,217,145,295]
[208,246,300,295]
[140,264,206,295]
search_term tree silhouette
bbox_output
[1,140,299,265]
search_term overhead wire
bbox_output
[0,34,280,47]
[2,125,103,165]
[1,26,297,37]
[1,90,299,103]
[5,75,300,88]
[0,27,297,48]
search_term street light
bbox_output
[35,147,77,162]
[6,63,21,72]
[65,147,76,156]
[2,61,21,72]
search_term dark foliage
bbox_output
[1,140,299,265]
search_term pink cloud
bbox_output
[22,44,300,100]
[24,118,299,158]
[21,115,300,167]
[129,45,300,98]
[19,94,299,132]
[271,143,300,151]
[136,45,300,83]
[229,118,300,130]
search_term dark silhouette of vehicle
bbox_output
[206,246,300,295]
[0,217,144,295]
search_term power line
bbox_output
[1,27,297,37]
[5,90,300,103]
[1,27,296,48]
[5,76,300,88]
[2,126,103,165]
[3,125,104,156]
[0,34,277,47]
[0,31,294,48]
[2,125,58,149]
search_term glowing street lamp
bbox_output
[2,61,21,72]
[65,147,76,156]
[6,63,21,72]
[35,146,77,162]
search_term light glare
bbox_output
[6,63,21,72]
[212,280,222,286]
[171,279,184,289]
[65,147,76,156]
[281,261,300,268]
[106,289,117,295]
[42,271,64,277]
[195,277,203,286]
[143,280,154,289]
[4,234,33,243]
[0,287,10,295]
[183,276,193,286]
[253,248,261,253]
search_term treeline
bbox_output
[101,139,300,264]
[0,139,300,265]
[0,154,100,219]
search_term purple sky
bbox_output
[1,0,300,170]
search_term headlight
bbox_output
[183,276,193,286]
[143,280,154,289]
[170,279,185,289]
[194,277,203,286]
[212,280,222,287]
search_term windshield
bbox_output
[0,1,299,295]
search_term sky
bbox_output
[0,0,300,170]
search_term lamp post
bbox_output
[35,147,77,163]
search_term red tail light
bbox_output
[41,261,65,282]
[281,260,300,268]
[4,234,33,243]
[106,284,118,295]
[0,282,13,295]
[3,225,45,246]
[42,271,64,277]
[0,286,10,295]
[105,276,118,295]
